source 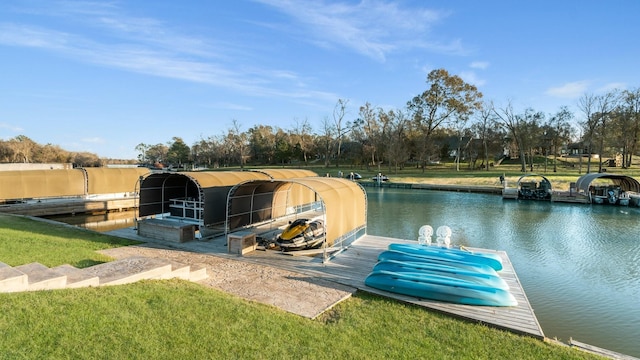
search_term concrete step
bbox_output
[81,256,173,286]
[155,261,192,280]
[50,264,100,288]
[14,263,67,291]
[0,262,28,293]
[2,257,208,293]
[188,263,209,282]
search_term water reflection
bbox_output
[365,187,640,358]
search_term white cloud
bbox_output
[0,122,24,133]
[470,61,489,70]
[254,0,458,61]
[82,137,105,144]
[597,82,626,93]
[459,71,486,87]
[545,81,590,99]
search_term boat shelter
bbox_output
[138,171,271,230]
[574,173,640,194]
[137,169,320,233]
[82,167,150,197]
[0,169,85,201]
[225,177,367,251]
[0,167,150,202]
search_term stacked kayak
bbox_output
[365,243,517,307]
[388,243,503,271]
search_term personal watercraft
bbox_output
[276,218,325,251]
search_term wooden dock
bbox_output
[109,226,545,340]
[245,234,544,339]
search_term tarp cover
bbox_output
[84,167,150,194]
[227,177,366,246]
[0,169,85,200]
[575,173,640,193]
[251,169,317,179]
[138,171,271,224]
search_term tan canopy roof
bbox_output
[83,167,150,194]
[227,177,366,247]
[575,173,640,193]
[251,169,317,179]
[138,171,272,225]
[184,171,270,187]
[0,169,85,200]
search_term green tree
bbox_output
[407,68,483,171]
[166,137,191,167]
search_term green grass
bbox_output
[0,214,140,268]
[0,214,601,359]
[0,281,600,360]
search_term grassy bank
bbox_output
[296,158,640,191]
[0,215,139,268]
[0,215,600,359]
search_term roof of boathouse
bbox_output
[226,176,366,247]
[575,173,640,193]
[137,170,316,224]
[250,168,317,179]
[0,169,85,200]
[516,173,552,187]
[0,167,150,201]
[82,167,150,194]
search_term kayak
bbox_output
[378,250,497,275]
[388,243,503,271]
[365,269,518,307]
[372,259,509,290]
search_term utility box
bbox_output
[228,231,257,255]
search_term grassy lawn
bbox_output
[0,214,140,268]
[0,281,601,360]
[287,157,640,191]
[0,215,601,359]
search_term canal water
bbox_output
[365,187,640,358]
[52,187,640,357]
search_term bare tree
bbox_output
[333,99,351,168]
[577,93,598,173]
[493,101,527,172]
[547,106,574,172]
[474,101,496,171]
[594,91,619,172]
[320,116,334,168]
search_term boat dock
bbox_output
[107,227,545,340]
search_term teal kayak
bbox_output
[378,250,497,275]
[365,269,518,307]
[388,243,503,271]
[373,259,509,290]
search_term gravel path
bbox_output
[99,245,355,319]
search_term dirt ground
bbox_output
[99,245,356,319]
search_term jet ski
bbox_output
[276,218,325,251]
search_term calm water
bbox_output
[365,187,640,358]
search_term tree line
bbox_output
[0,135,125,167]
[137,69,640,174]
[4,69,639,172]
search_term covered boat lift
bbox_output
[502,174,552,200]
[225,177,367,261]
[136,169,320,237]
[574,173,640,206]
[137,170,367,259]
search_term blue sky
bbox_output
[1,1,639,160]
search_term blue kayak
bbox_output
[373,259,509,290]
[365,269,518,307]
[378,250,497,275]
[388,243,503,271]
